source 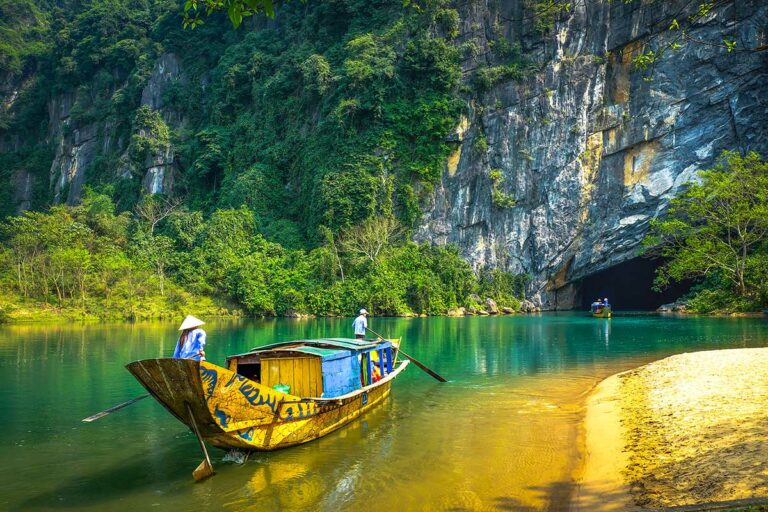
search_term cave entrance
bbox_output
[579,257,692,311]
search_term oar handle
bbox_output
[365,327,447,383]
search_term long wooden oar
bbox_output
[396,348,448,383]
[186,403,215,482]
[82,394,150,422]
[366,327,447,383]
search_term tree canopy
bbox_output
[0,189,528,320]
[643,151,768,312]
[182,0,276,29]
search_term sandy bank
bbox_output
[574,348,768,510]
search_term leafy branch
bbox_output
[631,0,767,81]
[489,169,516,209]
[642,151,768,298]
[182,0,277,29]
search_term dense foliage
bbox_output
[0,191,527,320]
[0,0,536,319]
[1,0,467,237]
[643,151,768,313]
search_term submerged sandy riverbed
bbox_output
[575,348,768,510]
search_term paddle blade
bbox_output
[192,458,215,482]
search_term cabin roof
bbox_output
[253,338,381,352]
[229,338,391,360]
[262,346,351,361]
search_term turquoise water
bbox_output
[2,313,767,511]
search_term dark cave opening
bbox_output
[579,257,693,311]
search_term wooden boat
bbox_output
[591,305,612,318]
[126,337,409,452]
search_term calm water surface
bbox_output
[2,313,767,511]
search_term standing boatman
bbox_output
[173,315,207,361]
[353,309,368,339]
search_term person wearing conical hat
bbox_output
[173,315,207,361]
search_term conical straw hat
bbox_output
[179,315,205,331]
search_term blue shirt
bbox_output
[352,315,367,336]
[173,328,206,361]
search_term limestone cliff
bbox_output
[45,53,186,205]
[416,0,768,308]
[2,0,767,309]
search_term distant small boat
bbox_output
[591,304,612,318]
[126,337,408,452]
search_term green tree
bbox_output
[183,0,276,29]
[0,0,49,77]
[644,151,768,300]
[300,54,333,95]
[339,216,403,265]
[132,231,175,296]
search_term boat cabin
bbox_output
[225,338,396,399]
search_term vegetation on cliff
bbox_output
[0,0,534,320]
[1,0,467,235]
[644,151,768,313]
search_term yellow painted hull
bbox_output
[591,307,611,318]
[127,358,408,451]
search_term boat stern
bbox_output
[126,358,222,436]
[126,358,300,448]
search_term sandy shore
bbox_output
[574,348,768,510]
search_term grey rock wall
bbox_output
[135,52,186,195]
[47,91,107,205]
[416,0,768,309]
[11,169,33,213]
[46,52,185,204]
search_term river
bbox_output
[2,313,767,511]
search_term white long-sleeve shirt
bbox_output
[352,315,367,336]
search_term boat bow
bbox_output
[127,358,220,435]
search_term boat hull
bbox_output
[127,358,408,451]
[591,306,612,318]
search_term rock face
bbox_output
[416,0,768,309]
[140,53,185,117]
[46,53,186,205]
[658,301,688,313]
[11,169,33,213]
[140,145,177,195]
[48,91,108,205]
[134,53,187,195]
[520,300,540,313]
[2,2,767,311]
